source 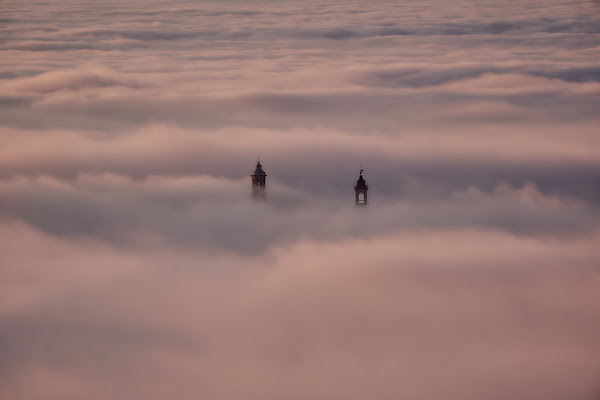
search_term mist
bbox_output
[1,0,599,399]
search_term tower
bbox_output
[354,168,368,206]
[251,159,267,200]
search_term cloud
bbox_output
[0,39,146,52]
[0,124,597,205]
[2,67,147,93]
[1,222,599,400]
[352,64,600,90]
[352,65,517,88]
[1,0,599,398]
[0,174,596,254]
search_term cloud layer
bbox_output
[1,0,599,399]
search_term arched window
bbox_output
[358,192,365,203]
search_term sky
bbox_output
[1,0,600,399]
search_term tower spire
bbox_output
[251,158,267,201]
[354,166,368,206]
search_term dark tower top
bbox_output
[252,161,266,177]
[251,160,267,200]
[355,172,368,190]
[354,169,368,206]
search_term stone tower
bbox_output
[251,159,267,200]
[354,169,368,206]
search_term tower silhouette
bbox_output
[251,159,267,200]
[354,169,368,206]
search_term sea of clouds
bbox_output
[1,0,599,399]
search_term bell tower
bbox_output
[251,159,267,200]
[354,168,368,206]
